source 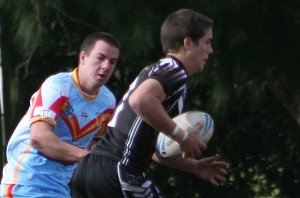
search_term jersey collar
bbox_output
[71,68,98,101]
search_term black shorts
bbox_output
[71,154,123,198]
[71,154,163,198]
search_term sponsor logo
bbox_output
[81,112,88,118]
[33,107,56,119]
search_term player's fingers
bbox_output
[205,154,219,163]
[219,167,228,175]
[213,161,228,169]
[209,178,220,186]
[182,152,193,159]
[211,174,227,186]
[182,151,197,159]
[215,174,227,183]
[199,141,207,150]
[194,123,204,133]
[195,147,202,158]
[186,151,195,159]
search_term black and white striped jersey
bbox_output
[91,56,188,172]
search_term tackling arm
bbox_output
[30,121,88,163]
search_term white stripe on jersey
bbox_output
[123,117,143,165]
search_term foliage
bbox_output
[1,0,300,197]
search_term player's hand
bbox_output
[191,154,228,186]
[179,125,206,159]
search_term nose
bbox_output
[101,59,111,71]
[209,45,213,54]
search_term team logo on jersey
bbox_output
[61,104,74,118]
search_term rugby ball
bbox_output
[155,111,214,159]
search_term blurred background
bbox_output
[0,0,299,197]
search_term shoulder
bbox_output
[147,57,188,96]
[41,72,72,94]
[159,57,180,67]
[149,57,187,77]
[43,72,71,86]
[148,57,187,79]
[44,72,70,84]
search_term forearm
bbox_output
[31,132,88,163]
[132,96,174,133]
[30,122,88,163]
[129,79,186,140]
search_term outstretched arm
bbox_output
[152,153,227,186]
[30,121,88,163]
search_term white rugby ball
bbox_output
[155,111,214,159]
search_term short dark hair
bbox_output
[160,9,213,54]
[80,32,121,55]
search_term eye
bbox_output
[109,59,117,65]
[206,39,212,45]
[97,56,105,61]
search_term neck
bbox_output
[167,53,193,77]
[77,68,99,96]
[81,86,98,96]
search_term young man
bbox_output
[72,9,227,198]
[0,32,121,197]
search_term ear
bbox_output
[79,51,85,65]
[183,37,193,50]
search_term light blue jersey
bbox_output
[1,68,115,197]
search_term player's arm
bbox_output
[129,79,175,136]
[129,78,206,159]
[30,121,88,163]
[152,153,227,186]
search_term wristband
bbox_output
[171,125,180,137]
[180,130,188,144]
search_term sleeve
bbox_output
[29,77,66,127]
[149,62,188,97]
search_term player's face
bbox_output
[82,40,119,87]
[189,28,213,74]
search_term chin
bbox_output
[95,79,105,86]
[198,64,205,72]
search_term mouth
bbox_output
[203,58,209,64]
[96,74,106,80]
